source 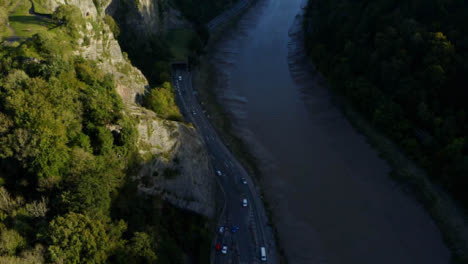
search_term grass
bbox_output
[31,0,54,14]
[7,0,54,40]
[165,28,196,60]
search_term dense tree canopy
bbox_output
[0,1,219,263]
[304,0,468,205]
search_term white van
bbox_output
[260,246,266,261]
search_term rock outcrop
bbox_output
[133,107,214,217]
[42,0,215,216]
[106,0,190,36]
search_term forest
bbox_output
[0,1,216,263]
[304,0,468,207]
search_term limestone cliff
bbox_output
[43,0,215,216]
[133,107,214,217]
[106,0,190,37]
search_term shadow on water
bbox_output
[208,0,451,263]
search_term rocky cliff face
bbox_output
[36,0,99,17]
[106,0,190,36]
[133,107,215,217]
[44,0,215,216]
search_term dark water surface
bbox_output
[209,0,450,263]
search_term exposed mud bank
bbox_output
[203,0,451,263]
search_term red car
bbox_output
[215,243,221,251]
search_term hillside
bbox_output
[303,0,468,261]
[0,0,230,262]
[304,0,468,210]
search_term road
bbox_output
[172,66,278,264]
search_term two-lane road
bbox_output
[172,66,277,264]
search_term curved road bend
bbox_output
[172,67,277,264]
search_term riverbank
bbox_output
[195,0,451,263]
[295,4,468,263]
[193,1,291,263]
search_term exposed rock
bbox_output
[132,107,215,217]
[36,0,99,17]
[106,0,190,37]
[78,20,148,105]
[58,0,215,215]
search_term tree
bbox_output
[144,82,182,121]
[0,228,25,256]
[119,232,158,264]
[52,5,85,37]
[48,212,126,264]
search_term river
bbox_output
[208,0,450,263]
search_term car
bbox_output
[221,245,227,254]
[219,226,224,233]
[260,246,267,261]
[216,170,222,176]
[178,76,182,81]
[192,110,196,115]
[241,178,247,185]
[242,198,248,207]
[231,226,239,233]
[215,243,221,251]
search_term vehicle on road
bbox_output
[241,178,247,184]
[231,226,239,233]
[219,226,224,233]
[221,245,228,254]
[260,246,267,261]
[216,170,222,176]
[178,76,182,81]
[242,198,248,207]
[216,243,221,251]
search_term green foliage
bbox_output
[0,244,45,264]
[304,0,468,206]
[52,4,85,38]
[5,0,55,41]
[0,228,25,256]
[47,212,126,264]
[104,14,120,38]
[0,18,138,261]
[0,2,212,263]
[144,82,183,121]
[120,232,158,264]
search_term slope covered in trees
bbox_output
[304,0,468,207]
[0,2,212,263]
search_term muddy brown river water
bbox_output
[209,0,450,263]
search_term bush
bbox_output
[144,82,183,121]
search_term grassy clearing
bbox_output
[8,0,54,40]
[31,0,53,14]
[165,28,196,60]
[0,24,12,40]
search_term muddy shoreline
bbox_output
[196,0,451,263]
